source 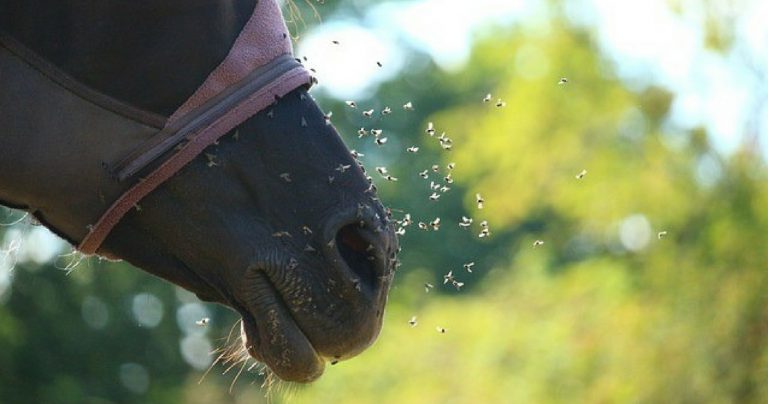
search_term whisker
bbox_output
[0,211,28,226]
[54,248,87,275]
[229,359,249,393]
[301,0,322,21]
[222,351,245,375]
[198,349,227,385]
[224,319,242,345]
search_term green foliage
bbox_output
[288,10,768,404]
[1,1,766,402]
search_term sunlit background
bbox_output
[1,0,767,402]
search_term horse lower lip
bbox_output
[240,312,262,361]
[241,272,324,382]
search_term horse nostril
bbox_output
[335,224,378,294]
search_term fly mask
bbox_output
[0,0,313,255]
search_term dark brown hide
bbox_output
[0,0,397,382]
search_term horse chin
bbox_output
[238,271,325,383]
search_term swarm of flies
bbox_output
[337,88,502,337]
[318,40,589,338]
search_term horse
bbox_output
[0,0,398,382]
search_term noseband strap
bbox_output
[78,0,312,255]
[111,55,306,181]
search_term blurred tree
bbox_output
[286,3,768,403]
[1,0,766,402]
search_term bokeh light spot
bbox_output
[118,363,150,394]
[619,214,652,252]
[180,335,213,371]
[82,295,109,330]
[131,293,164,328]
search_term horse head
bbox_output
[105,87,398,382]
[0,0,398,382]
